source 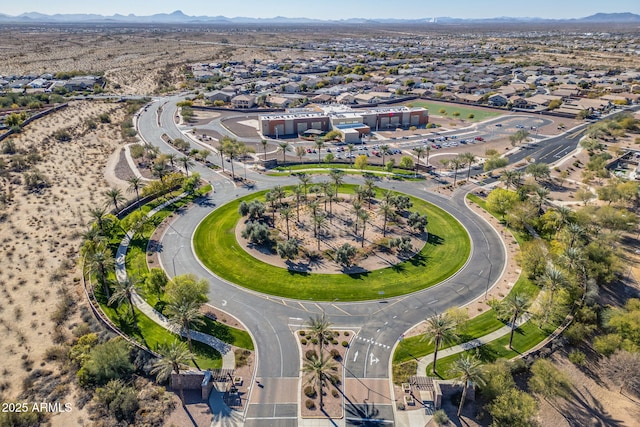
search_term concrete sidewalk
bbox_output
[114,193,235,370]
[416,314,530,376]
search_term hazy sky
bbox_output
[2,0,639,20]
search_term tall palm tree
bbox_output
[462,152,477,180]
[127,176,145,209]
[358,210,370,248]
[166,299,205,354]
[500,169,518,190]
[313,213,326,250]
[363,178,376,209]
[564,222,586,249]
[293,185,304,221]
[352,201,363,235]
[105,188,125,212]
[425,144,432,167]
[261,139,268,160]
[295,145,306,163]
[380,144,390,166]
[380,201,395,237]
[314,138,325,165]
[297,173,311,199]
[325,186,336,219]
[109,275,143,328]
[534,186,550,212]
[450,157,463,186]
[413,146,426,177]
[302,351,338,409]
[151,339,192,405]
[80,226,106,257]
[87,242,115,299]
[277,141,291,164]
[329,169,345,196]
[89,206,109,235]
[449,355,486,416]
[306,314,334,351]
[152,162,169,183]
[178,156,194,177]
[421,313,458,375]
[346,144,355,167]
[280,206,293,240]
[500,293,532,349]
[543,265,566,306]
[165,153,177,169]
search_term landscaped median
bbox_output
[268,164,424,180]
[193,185,471,301]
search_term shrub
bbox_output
[330,349,341,360]
[304,386,317,398]
[305,350,317,360]
[568,350,586,366]
[341,341,349,347]
[593,334,622,356]
[433,409,450,426]
[311,338,318,345]
[343,331,350,336]
[98,113,111,123]
[300,339,307,345]
[331,389,339,397]
[299,330,306,336]
[305,399,316,410]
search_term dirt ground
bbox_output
[236,193,428,274]
[0,100,131,424]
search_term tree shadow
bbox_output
[195,197,216,208]
[427,234,444,245]
[347,271,370,280]
[408,252,427,267]
[147,239,163,254]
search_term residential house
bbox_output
[231,94,257,109]
[488,94,508,107]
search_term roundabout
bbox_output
[138,97,508,426]
[193,187,471,301]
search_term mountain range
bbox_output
[0,10,639,25]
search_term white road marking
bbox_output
[353,351,359,362]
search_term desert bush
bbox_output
[53,129,72,142]
[330,349,341,360]
[129,144,145,159]
[304,385,317,398]
[341,341,348,347]
[568,350,587,366]
[305,399,316,410]
[305,350,317,360]
[300,338,307,345]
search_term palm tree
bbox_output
[151,339,192,405]
[302,351,338,409]
[293,185,304,221]
[80,226,106,257]
[450,157,463,186]
[449,355,486,417]
[127,176,145,209]
[152,162,169,183]
[363,178,376,209]
[533,186,550,212]
[325,186,336,219]
[564,222,586,249]
[277,142,291,164]
[543,265,566,306]
[413,146,426,177]
[380,144,390,166]
[313,213,326,250]
[105,188,125,212]
[314,139,325,165]
[280,206,293,240]
[261,139,268,160]
[421,313,458,375]
[358,210,370,248]
[89,206,109,235]
[165,153,178,169]
[178,156,194,177]
[295,145,307,163]
[306,314,334,350]
[380,201,395,237]
[346,144,355,167]
[297,173,311,199]
[462,152,477,180]
[87,243,115,299]
[329,169,345,196]
[109,275,143,328]
[500,293,532,349]
[166,299,205,354]
[425,144,432,167]
[352,201,363,235]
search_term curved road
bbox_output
[136,98,507,426]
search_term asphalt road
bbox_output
[136,98,640,422]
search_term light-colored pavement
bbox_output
[416,314,531,376]
[114,193,235,370]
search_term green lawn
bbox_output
[100,303,222,370]
[194,187,471,301]
[273,163,414,175]
[425,321,552,379]
[407,100,501,122]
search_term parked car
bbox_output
[475,136,484,141]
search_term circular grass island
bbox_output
[194,185,470,301]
